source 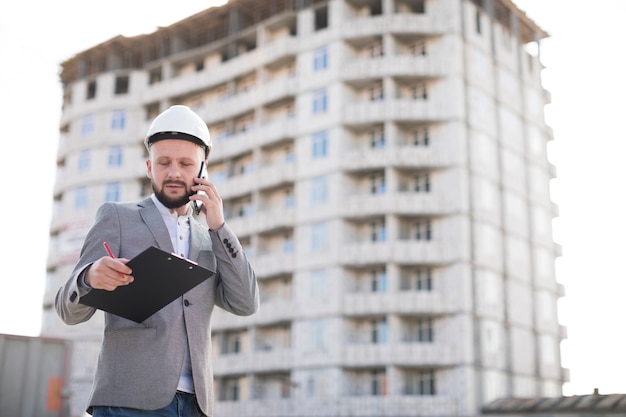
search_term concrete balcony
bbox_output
[53,164,145,196]
[143,48,263,103]
[212,119,297,162]
[226,206,295,237]
[255,299,297,326]
[251,252,296,278]
[342,55,446,81]
[217,174,255,199]
[342,145,454,170]
[218,162,295,200]
[215,396,460,417]
[342,192,456,217]
[184,76,297,126]
[258,162,296,189]
[213,348,294,375]
[343,99,449,124]
[343,291,455,316]
[339,240,458,266]
[342,13,449,39]
[341,343,456,367]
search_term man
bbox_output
[56,105,259,417]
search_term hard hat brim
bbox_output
[147,131,210,152]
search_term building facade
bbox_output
[42,0,566,416]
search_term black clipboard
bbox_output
[80,246,214,323]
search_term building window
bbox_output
[310,269,328,300]
[283,235,295,253]
[311,176,328,206]
[78,150,90,172]
[411,40,427,56]
[412,83,428,100]
[313,88,328,114]
[314,7,328,30]
[114,75,129,95]
[370,174,386,194]
[108,145,123,167]
[414,128,430,146]
[221,378,241,401]
[370,129,385,148]
[111,110,126,131]
[371,370,387,396]
[370,221,387,242]
[311,221,329,251]
[476,10,482,34]
[309,319,326,350]
[401,268,433,291]
[105,182,121,202]
[371,319,388,344]
[369,82,384,101]
[81,115,95,136]
[149,68,162,85]
[222,331,242,354]
[312,130,328,158]
[86,80,97,100]
[370,269,387,293]
[414,220,432,240]
[368,41,383,58]
[404,369,436,396]
[284,190,295,208]
[413,0,426,14]
[414,173,431,192]
[404,318,434,342]
[313,45,328,71]
[75,186,88,210]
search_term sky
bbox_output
[1,0,625,398]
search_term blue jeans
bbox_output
[91,392,205,417]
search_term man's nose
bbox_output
[166,166,182,178]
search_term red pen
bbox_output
[103,242,125,278]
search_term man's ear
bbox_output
[146,159,152,179]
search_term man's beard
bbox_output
[153,180,193,209]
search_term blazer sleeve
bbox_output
[55,203,122,325]
[209,222,259,316]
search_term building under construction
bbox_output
[43,0,565,416]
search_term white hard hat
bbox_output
[145,105,212,157]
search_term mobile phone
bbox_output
[192,161,205,215]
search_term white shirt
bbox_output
[150,194,194,393]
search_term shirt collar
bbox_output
[150,194,192,218]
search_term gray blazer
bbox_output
[55,197,259,416]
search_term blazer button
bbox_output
[231,252,238,259]
[70,291,77,302]
[223,238,229,244]
[184,299,190,307]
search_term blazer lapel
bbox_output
[138,197,174,252]
[189,217,210,261]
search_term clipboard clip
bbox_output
[169,252,198,265]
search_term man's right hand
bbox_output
[85,256,134,291]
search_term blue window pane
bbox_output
[81,115,94,136]
[311,222,329,251]
[311,176,328,205]
[312,131,328,158]
[75,187,88,210]
[108,146,123,167]
[313,46,328,71]
[105,182,121,202]
[111,110,126,131]
[78,150,90,172]
[313,89,328,114]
